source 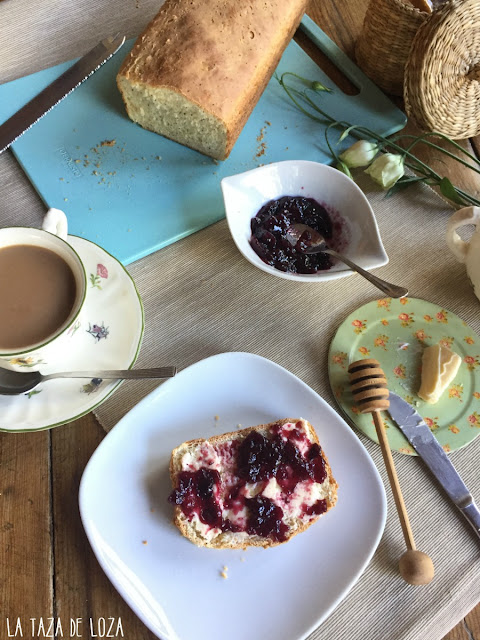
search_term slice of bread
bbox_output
[168,418,338,549]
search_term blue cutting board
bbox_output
[0,16,406,265]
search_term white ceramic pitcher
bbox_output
[446,206,480,301]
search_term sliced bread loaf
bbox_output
[168,418,338,549]
[116,0,309,160]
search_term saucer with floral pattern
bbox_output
[0,236,144,432]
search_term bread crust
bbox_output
[169,418,338,549]
[116,0,309,159]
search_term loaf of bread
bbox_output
[168,418,338,549]
[116,0,309,160]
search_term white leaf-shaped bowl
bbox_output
[221,160,388,282]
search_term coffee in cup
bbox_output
[0,211,87,372]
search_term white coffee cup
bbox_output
[446,206,480,302]
[0,209,87,372]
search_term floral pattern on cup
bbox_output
[6,356,44,368]
[86,322,109,342]
[81,378,103,394]
[90,263,109,289]
[67,320,82,337]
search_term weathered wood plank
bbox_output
[0,431,53,631]
[51,413,158,639]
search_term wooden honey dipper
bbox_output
[348,358,434,585]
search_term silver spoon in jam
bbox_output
[286,223,408,299]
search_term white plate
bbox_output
[79,352,386,640]
[221,160,388,282]
[0,236,144,432]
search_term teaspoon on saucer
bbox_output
[0,366,177,395]
[286,223,408,299]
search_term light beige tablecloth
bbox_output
[2,1,480,639]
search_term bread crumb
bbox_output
[214,415,219,421]
[100,139,116,147]
[142,540,148,545]
[236,424,242,429]
[220,565,228,579]
[64,198,68,202]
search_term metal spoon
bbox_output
[0,366,177,395]
[286,223,408,298]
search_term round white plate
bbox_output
[0,236,144,432]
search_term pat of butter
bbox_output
[418,344,461,404]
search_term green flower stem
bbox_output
[277,72,480,208]
[398,132,480,169]
[395,133,480,176]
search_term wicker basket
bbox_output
[404,0,480,139]
[355,0,427,97]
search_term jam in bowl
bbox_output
[221,160,388,283]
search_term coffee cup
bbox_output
[0,209,87,372]
[446,206,480,302]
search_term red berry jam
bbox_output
[250,195,334,273]
[168,422,328,542]
[168,468,222,528]
[246,496,288,541]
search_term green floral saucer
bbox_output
[329,297,480,455]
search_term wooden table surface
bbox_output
[1,1,479,639]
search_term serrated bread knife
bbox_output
[0,34,125,155]
[388,392,480,541]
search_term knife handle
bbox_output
[459,500,480,540]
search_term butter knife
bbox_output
[388,392,480,540]
[0,34,125,154]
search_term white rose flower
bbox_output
[339,140,378,168]
[365,153,404,189]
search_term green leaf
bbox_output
[338,125,359,143]
[311,80,332,93]
[385,176,426,198]
[439,177,467,205]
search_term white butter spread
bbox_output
[418,344,461,404]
